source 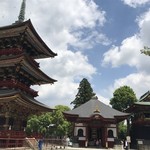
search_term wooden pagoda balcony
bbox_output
[132,117,150,125]
[0,130,26,139]
[0,47,39,67]
[0,130,26,148]
[0,47,23,56]
[0,80,38,97]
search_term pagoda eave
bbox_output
[0,19,57,58]
[0,91,53,113]
[0,54,57,85]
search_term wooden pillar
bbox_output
[127,118,130,136]
[4,112,9,130]
[102,127,107,148]
[85,124,89,147]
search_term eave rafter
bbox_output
[0,54,56,85]
[0,94,52,114]
[0,20,57,58]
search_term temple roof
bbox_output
[0,89,53,112]
[126,92,150,112]
[139,91,150,102]
[64,97,130,121]
[126,101,150,112]
[0,54,56,84]
[134,102,150,106]
[0,19,57,59]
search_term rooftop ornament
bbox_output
[92,95,98,100]
[93,106,100,113]
[15,0,26,23]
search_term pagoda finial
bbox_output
[18,0,26,22]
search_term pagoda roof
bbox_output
[126,101,150,112]
[0,54,56,84]
[139,91,150,102]
[125,91,150,113]
[0,19,57,59]
[64,97,130,122]
[0,89,53,112]
[134,102,150,106]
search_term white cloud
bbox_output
[122,0,150,8]
[108,72,150,99]
[97,94,110,106]
[102,9,150,72]
[137,9,150,46]
[102,35,144,68]
[38,51,96,80]
[34,50,96,107]
[25,0,107,51]
[102,8,150,101]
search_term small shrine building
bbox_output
[64,96,130,148]
[126,91,150,148]
[0,1,57,147]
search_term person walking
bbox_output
[38,139,43,150]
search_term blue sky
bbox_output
[1,0,150,108]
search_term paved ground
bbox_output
[0,147,117,150]
[66,147,114,150]
[0,147,137,150]
[0,146,136,150]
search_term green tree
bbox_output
[71,78,95,108]
[26,115,40,135]
[51,105,72,137]
[118,121,127,140]
[26,113,53,137]
[110,85,137,112]
[141,46,150,56]
[26,105,72,138]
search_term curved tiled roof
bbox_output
[0,19,57,58]
[0,54,57,84]
[0,89,53,112]
[64,97,130,119]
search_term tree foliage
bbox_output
[26,105,72,138]
[70,78,95,108]
[51,105,72,137]
[118,121,127,140]
[110,85,137,111]
[141,46,150,56]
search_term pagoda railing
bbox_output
[0,48,39,67]
[0,48,23,56]
[0,80,38,97]
[0,130,25,139]
[0,130,26,148]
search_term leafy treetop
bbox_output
[110,85,137,112]
[71,78,95,109]
[141,46,150,56]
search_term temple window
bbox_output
[77,129,84,137]
[108,129,114,138]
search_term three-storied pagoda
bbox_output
[0,0,57,147]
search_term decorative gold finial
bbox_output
[93,105,100,113]
[92,95,98,100]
